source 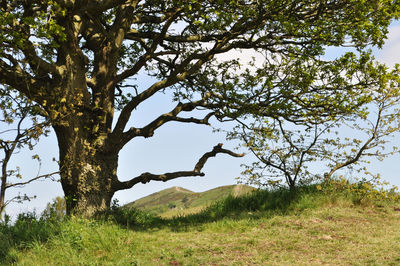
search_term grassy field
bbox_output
[2,182,400,265]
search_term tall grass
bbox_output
[106,179,399,229]
[0,212,62,263]
[1,180,399,264]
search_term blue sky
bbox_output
[3,21,400,219]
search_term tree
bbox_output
[0,88,57,216]
[0,0,398,216]
[42,196,66,220]
[232,71,400,189]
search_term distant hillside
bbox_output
[124,184,255,217]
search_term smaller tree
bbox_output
[231,65,400,189]
[41,196,66,220]
[0,88,58,216]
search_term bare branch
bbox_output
[123,112,214,142]
[21,41,58,77]
[118,97,216,144]
[324,107,383,180]
[115,143,244,190]
[5,171,60,189]
[194,143,244,172]
[113,9,183,86]
[3,193,36,213]
[112,45,221,135]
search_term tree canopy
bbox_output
[0,0,399,216]
[232,80,400,189]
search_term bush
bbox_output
[106,199,163,229]
[322,176,400,206]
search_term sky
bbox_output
[3,21,400,219]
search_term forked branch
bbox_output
[120,109,215,144]
[115,143,244,190]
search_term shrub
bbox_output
[106,199,163,229]
[321,175,400,206]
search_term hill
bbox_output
[3,183,400,265]
[124,184,255,217]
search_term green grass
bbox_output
[124,184,255,217]
[2,182,400,265]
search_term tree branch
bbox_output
[115,143,244,190]
[21,40,58,77]
[123,111,215,142]
[193,143,244,172]
[79,0,129,15]
[5,171,60,189]
[125,31,227,43]
[112,44,222,136]
[324,107,383,180]
[119,97,216,144]
[0,57,47,101]
[113,9,183,85]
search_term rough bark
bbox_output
[55,123,119,216]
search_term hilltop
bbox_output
[3,182,400,265]
[124,184,255,217]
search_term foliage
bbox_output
[106,199,163,229]
[41,196,66,221]
[0,87,55,216]
[321,175,400,205]
[0,0,399,215]
[232,67,400,188]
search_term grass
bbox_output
[124,184,255,217]
[2,181,400,265]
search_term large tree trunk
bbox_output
[54,124,119,217]
[49,36,120,216]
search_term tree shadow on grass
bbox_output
[109,185,322,232]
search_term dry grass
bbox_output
[12,204,400,265]
[5,183,400,265]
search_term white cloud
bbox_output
[376,25,400,67]
[213,23,400,71]
[215,48,266,70]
